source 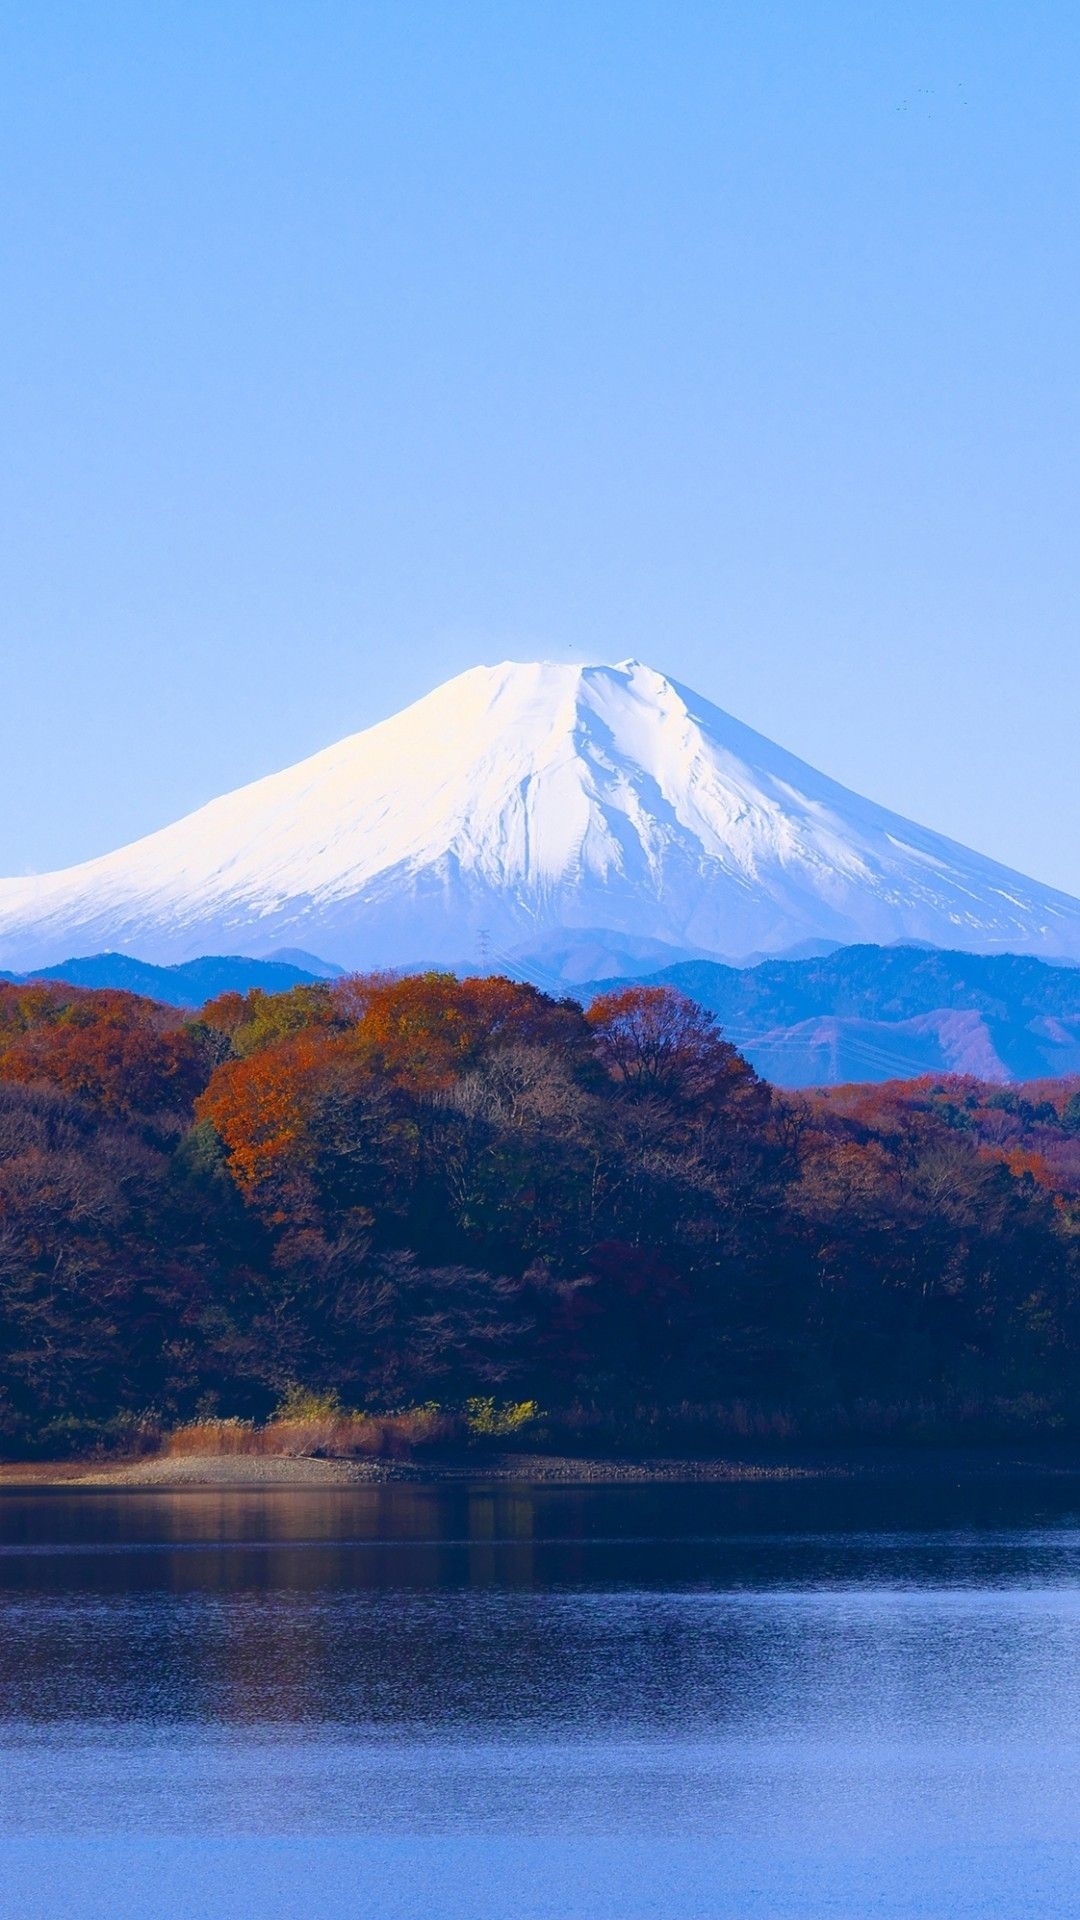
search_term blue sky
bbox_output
[3,2,1079,893]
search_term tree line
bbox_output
[1,971,1078,1453]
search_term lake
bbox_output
[2,1475,1079,1918]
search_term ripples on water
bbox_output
[2,1478,1079,1918]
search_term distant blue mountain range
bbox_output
[0,951,334,1007]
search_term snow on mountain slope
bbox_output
[2,658,1080,971]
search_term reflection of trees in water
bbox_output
[2,1481,1080,1744]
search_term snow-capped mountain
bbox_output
[3,659,1080,972]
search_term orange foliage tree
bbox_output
[195,1031,349,1194]
[343,971,589,1091]
[0,982,205,1120]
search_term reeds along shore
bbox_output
[1,970,1079,1457]
[165,1411,445,1459]
[162,1397,538,1461]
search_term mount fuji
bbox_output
[3,659,1080,974]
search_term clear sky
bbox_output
[2,2,1079,894]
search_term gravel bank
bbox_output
[0,1451,813,1489]
[68,1453,413,1487]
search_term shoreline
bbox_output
[3,1443,1080,1490]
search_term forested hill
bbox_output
[602,945,1080,1086]
[0,969,1078,1456]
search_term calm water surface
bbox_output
[2,1477,1079,1918]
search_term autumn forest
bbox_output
[2,970,1079,1456]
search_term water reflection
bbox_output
[2,1480,1080,1917]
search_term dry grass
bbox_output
[166,1418,256,1456]
[164,1405,458,1460]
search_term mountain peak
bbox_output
[1,659,1079,972]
